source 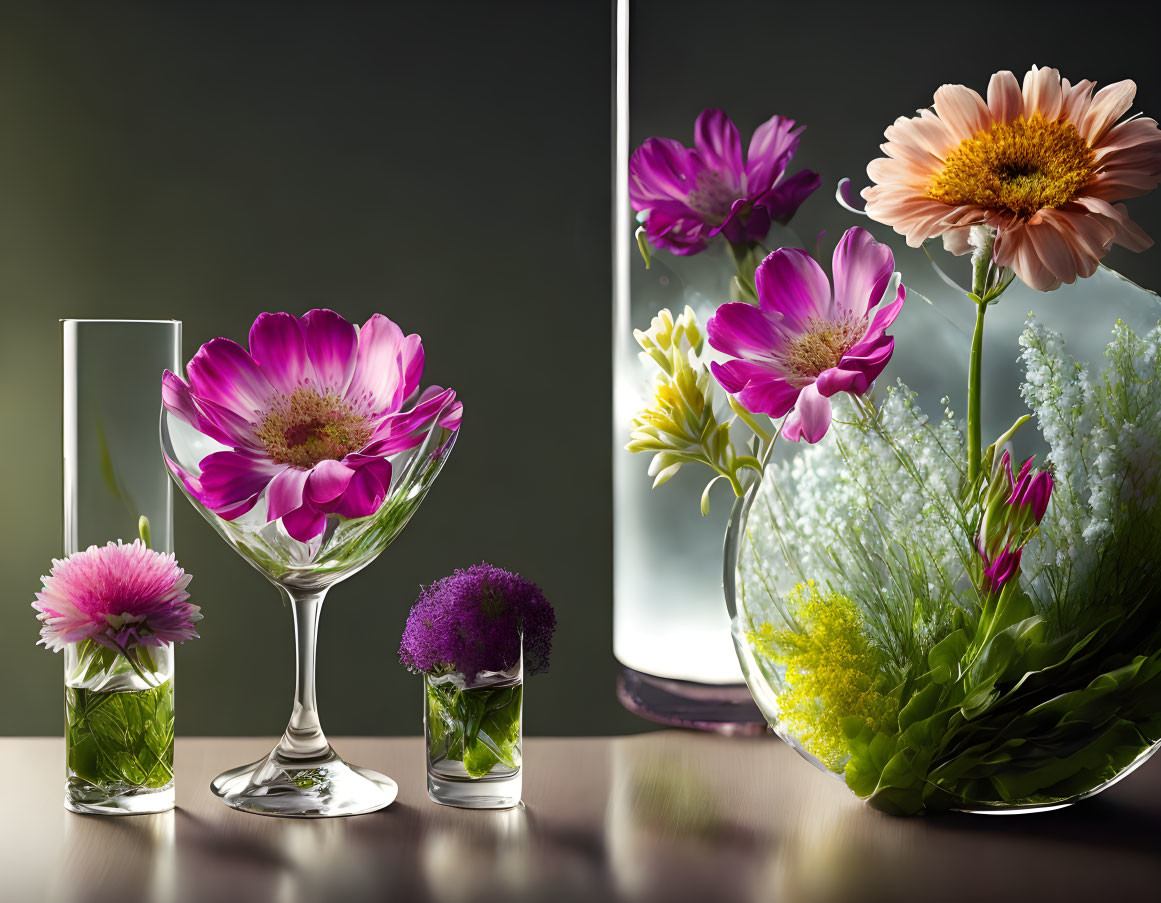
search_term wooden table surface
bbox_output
[2,733,1159,903]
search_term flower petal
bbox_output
[987,70,1024,124]
[266,466,309,521]
[1080,79,1136,144]
[745,114,800,194]
[693,108,744,185]
[345,314,408,414]
[754,247,832,326]
[933,83,991,142]
[249,312,313,395]
[629,137,701,209]
[186,338,275,421]
[302,308,359,395]
[826,335,895,394]
[397,333,425,405]
[162,370,240,447]
[363,386,459,457]
[864,286,906,336]
[754,168,821,225]
[782,382,832,444]
[335,456,393,519]
[831,227,894,319]
[304,458,356,507]
[735,374,801,419]
[706,302,784,361]
[1021,66,1063,121]
[710,358,790,399]
[197,451,283,513]
[641,209,713,255]
[282,505,327,543]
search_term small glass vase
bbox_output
[425,652,523,809]
[64,641,175,815]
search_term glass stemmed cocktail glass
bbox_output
[161,397,458,817]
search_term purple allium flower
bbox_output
[33,540,201,653]
[706,227,906,443]
[977,450,1054,591]
[162,309,462,543]
[629,108,820,255]
[399,563,556,678]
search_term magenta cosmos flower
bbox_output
[706,227,905,443]
[864,66,1161,291]
[33,540,200,653]
[629,108,820,255]
[163,309,462,543]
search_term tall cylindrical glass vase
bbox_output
[612,1,774,733]
[61,318,181,814]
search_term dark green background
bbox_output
[2,0,1159,737]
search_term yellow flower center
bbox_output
[780,314,867,380]
[928,114,1095,216]
[256,386,372,468]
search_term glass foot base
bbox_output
[210,745,397,818]
[65,781,174,816]
[616,666,770,736]
[428,770,522,809]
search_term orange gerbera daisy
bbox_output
[863,66,1161,291]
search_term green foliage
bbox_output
[842,578,1161,814]
[426,680,522,779]
[66,680,175,792]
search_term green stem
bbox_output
[715,462,745,497]
[967,300,987,484]
[112,641,159,688]
[967,240,993,484]
[727,241,764,303]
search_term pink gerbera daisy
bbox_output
[33,540,200,653]
[863,65,1161,291]
[162,309,462,543]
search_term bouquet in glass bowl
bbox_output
[627,66,1161,814]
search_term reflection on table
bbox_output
[3,734,1159,903]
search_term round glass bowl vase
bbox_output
[161,402,458,818]
[64,641,175,815]
[725,480,1161,815]
[721,265,1161,815]
[424,653,523,809]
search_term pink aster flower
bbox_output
[162,309,462,543]
[863,65,1161,291]
[629,108,820,255]
[977,450,1054,591]
[706,227,905,443]
[33,540,200,653]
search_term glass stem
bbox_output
[277,586,331,760]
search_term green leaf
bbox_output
[427,682,522,779]
[928,630,969,684]
[66,680,174,791]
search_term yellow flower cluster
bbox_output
[749,582,896,772]
[626,307,741,502]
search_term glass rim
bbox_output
[60,318,181,325]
